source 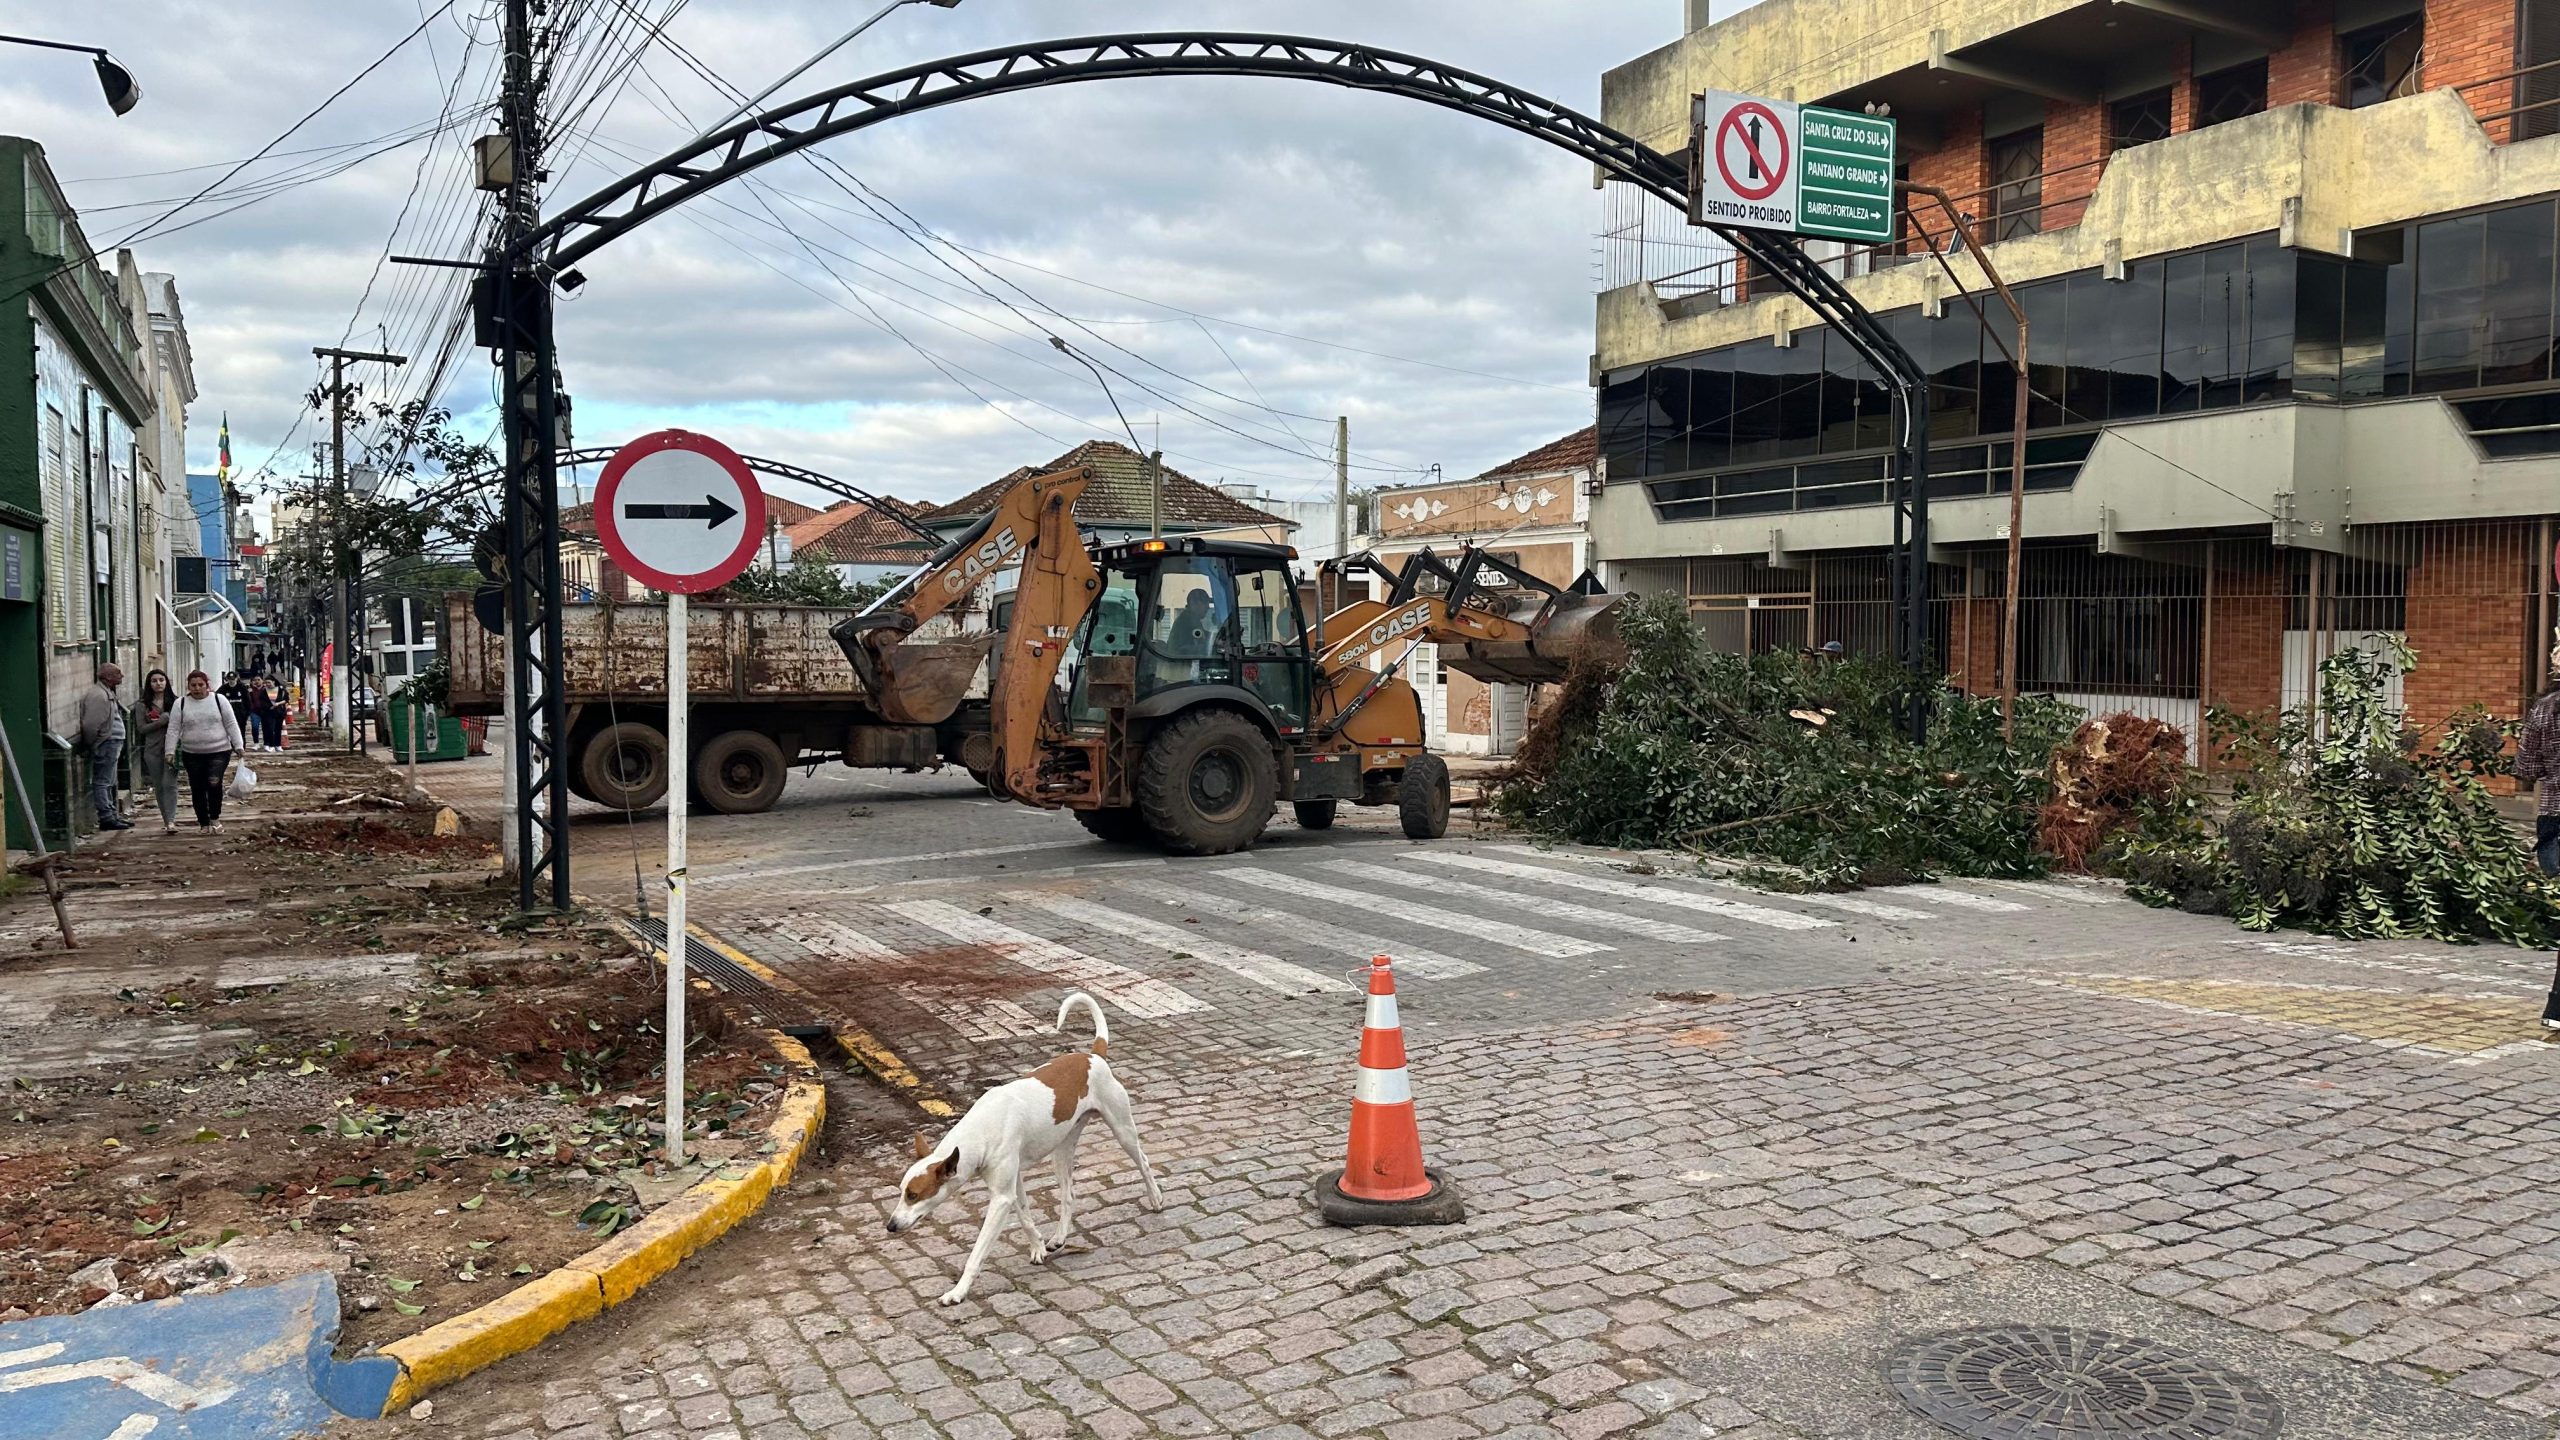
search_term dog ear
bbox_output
[912,1131,929,1161]
[935,1149,960,1180]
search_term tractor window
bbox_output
[1139,558,1238,695]
[1065,566,1141,727]
[1235,566,1311,728]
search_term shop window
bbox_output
[2341,16,2424,110]
[2195,60,2269,129]
[2110,88,2173,150]
[1988,128,2044,240]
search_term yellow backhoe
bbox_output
[834,464,1617,854]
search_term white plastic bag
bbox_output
[229,762,258,801]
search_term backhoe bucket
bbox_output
[868,636,994,726]
[1447,592,1624,685]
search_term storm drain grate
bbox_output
[1885,1326,2281,1440]
[624,914,819,1028]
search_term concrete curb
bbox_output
[686,924,957,1121]
[341,941,829,1417]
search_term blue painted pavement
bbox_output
[0,1271,399,1438]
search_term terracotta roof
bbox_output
[925,441,1290,532]
[783,500,867,551]
[798,499,934,566]
[1475,426,1596,482]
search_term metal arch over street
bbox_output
[521,32,1935,700]
[560,447,938,545]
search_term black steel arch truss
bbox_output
[559,448,937,545]
[500,32,1939,901]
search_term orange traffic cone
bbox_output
[1314,956,1464,1226]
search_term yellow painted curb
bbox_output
[368,938,830,1415]
[685,922,958,1120]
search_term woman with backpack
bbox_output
[165,670,245,832]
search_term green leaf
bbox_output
[384,1276,420,1293]
[132,1216,170,1236]
[292,1059,322,1076]
[458,1194,484,1211]
[179,1229,239,1258]
[393,1300,425,1316]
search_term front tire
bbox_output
[578,721,670,812]
[1074,806,1150,844]
[1137,709,1276,856]
[1292,800,1338,831]
[694,730,789,815]
[1399,753,1451,840]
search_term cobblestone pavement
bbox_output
[371,762,2560,1439]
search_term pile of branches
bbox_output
[2038,713,2191,872]
[1499,595,2076,888]
[2111,639,2560,945]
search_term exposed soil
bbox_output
[0,749,782,1352]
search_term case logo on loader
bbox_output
[942,526,1022,595]
[1358,603,1435,657]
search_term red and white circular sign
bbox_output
[1715,102,1790,203]
[593,430,766,594]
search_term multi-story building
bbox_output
[1597,0,2560,752]
[1362,427,1596,755]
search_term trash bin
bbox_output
[388,702,468,762]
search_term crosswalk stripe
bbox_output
[1019,895,1353,995]
[889,900,1209,1017]
[1491,845,1933,921]
[1969,877,2125,906]
[1116,879,1487,980]
[1214,869,1612,957]
[705,839,1088,883]
[1317,859,1729,946]
[1413,852,1832,931]
[1873,884,2027,913]
[766,916,1049,1041]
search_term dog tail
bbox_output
[1056,990,1110,1056]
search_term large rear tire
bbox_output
[1292,800,1338,831]
[1137,709,1276,856]
[694,730,789,815]
[1399,753,1451,841]
[1074,806,1150,845]
[578,721,670,812]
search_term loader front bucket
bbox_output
[867,635,996,726]
[1447,592,1624,685]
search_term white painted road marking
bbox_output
[1116,879,1488,980]
[1488,845,1934,921]
[1416,852,1833,931]
[1874,883,2028,913]
[1317,859,1731,947]
[705,839,1088,883]
[1970,877,2126,906]
[1019,895,1353,995]
[1214,869,1612,958]
[0,1352,238,1411]
[768,915,1049,1042]
[890,901,1210,1017]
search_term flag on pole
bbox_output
[217,413,232,484]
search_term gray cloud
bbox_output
[4,1,1681,514]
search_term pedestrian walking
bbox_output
[244,679,275,753]
[2517,656,2560,1030]
[76,662,131,832]
[131,669,181,835]
[166,669,245,833]
[261,678,289,750]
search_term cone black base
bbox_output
[1312,1167,1465,1227]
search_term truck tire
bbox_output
[694,730,789,815]
[1074,806,1149,845]
[579,721,670,812]
[1292,800,1338,831]
[1399,753,1451,841]
[1137,709,1275,856]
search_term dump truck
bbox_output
[442,596,989,814]
[832,463,1618,854]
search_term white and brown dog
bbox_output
[887,991,1164,1304]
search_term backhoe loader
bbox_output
[832,464,1617,855]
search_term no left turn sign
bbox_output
[593,429,767,594]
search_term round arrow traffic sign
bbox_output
[593,430,766,594]
[1715,101,1790,203]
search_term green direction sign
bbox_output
[1793,106,1896,244]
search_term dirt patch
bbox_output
[1652,991,1735,1006]
[893,944,1055,1000]
[0,750,784,1352]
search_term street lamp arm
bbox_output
[0,33,107,57]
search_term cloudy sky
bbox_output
[0,1,1743,520]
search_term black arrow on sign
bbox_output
[625,494,740,529]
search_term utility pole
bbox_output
[1333,416,1350,612]
[488,0,571,912]
[313,345,405,749]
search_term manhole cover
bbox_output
[1885,1326,2281,1440]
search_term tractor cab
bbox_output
[1065,537,1313,734]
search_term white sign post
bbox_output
[593,430,765,1166]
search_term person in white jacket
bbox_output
[166,670,245,832]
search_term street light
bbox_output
[692,0,961,141]
[0,34,142,116]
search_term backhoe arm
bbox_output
[989,475,1102,802]
[829,465,1092,725]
